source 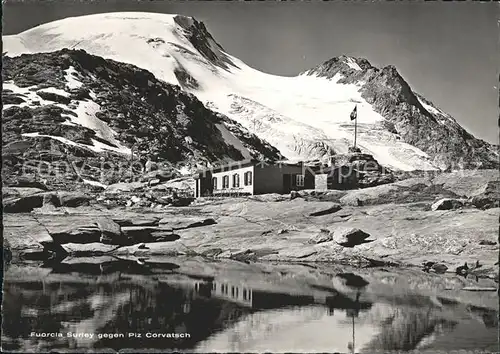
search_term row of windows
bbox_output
[218,283,252,301]
[296,174,305,187]
[213,171,252,190]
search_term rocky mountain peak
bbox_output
[173,15,238,71]
[298,55,498,169]
[301,55,373,78]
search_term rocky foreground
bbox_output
[3,169,499,284]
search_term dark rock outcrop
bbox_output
[470,181,499,210]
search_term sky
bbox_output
[3,0,499,144]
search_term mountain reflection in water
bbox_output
[2,259,498,353]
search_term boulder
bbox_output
[97,218,124,245]
[471,195,499,210]
[308,230,333,244]
[431,198,464,211]
[58,191,91,207]
[290,191,301,200]
[333,228,372,247]
[469,181,499,209]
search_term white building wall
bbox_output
[315,174,328,191]
[212,165,254,195]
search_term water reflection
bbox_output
[2,261,498,353]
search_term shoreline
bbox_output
[3,171,499,282]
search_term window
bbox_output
[296,174,305,187]
[232,173,240,188]
[212,177,217,190]
[222,175,229,189]
[244,171,253,186]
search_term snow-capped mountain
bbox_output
[3,12,498,170]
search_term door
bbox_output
[282,174,292,194]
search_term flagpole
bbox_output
[353,104,358,149]
[352,314,355,354]
[354,115,357,149]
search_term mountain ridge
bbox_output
[1,49,281,189]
